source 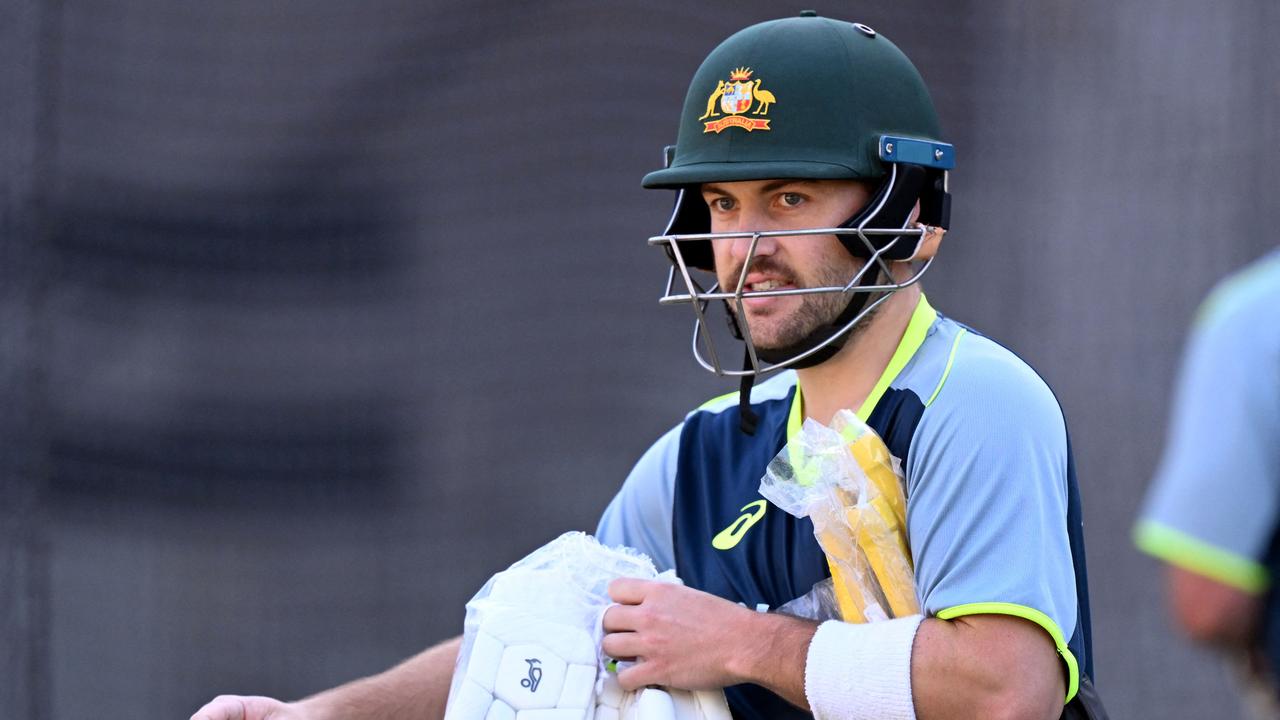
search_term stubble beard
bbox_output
[725,258,876,352]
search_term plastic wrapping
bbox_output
[776,577,838,621]
[761,409,918,624]
[443,531,732,720]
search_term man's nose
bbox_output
[726,208,779,266]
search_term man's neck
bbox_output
[794,285,922,426]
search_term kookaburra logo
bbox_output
[700,67,776,134]
[520,658,543,692]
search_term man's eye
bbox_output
[781,192,805,207]
[710,197,735,211]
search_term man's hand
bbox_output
[189,635,461,720]
[190,695,303,720]
[602,578,755,691]
[601,577,816,706]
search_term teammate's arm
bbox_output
[1138,275,1279,654]
[1167,567,1261,647]
[190,636,460,720]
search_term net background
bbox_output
[2,1,1276,717]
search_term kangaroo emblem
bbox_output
[698,80,725,121]
[701,68,775,134]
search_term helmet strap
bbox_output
[737,351,760,435]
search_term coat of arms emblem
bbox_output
[700,67,776,134]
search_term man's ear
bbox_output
[898,202,944,261]
[905,223,945,261]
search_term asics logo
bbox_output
[712,499,768,550]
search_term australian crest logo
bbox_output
[699,67,776,134]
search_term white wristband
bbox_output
[804,616,923,720]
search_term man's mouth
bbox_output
[740,273,799,295]
[748,279,788,292]
[734,275,798,311]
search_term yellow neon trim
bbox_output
[936,602,1080,704]
[786,294,937,444]
[1133,520,1269,594]
[785,385,821,487]
[925,328,967,407]
[787,383,804,442]
[698,389,739,411]
[855,294,937,419]
[1194,253,1280,328]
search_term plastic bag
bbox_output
[760,410,918,624]
[443,531,732,720]
[776,577,838,621]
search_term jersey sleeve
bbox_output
[1135,282,1280,594]
[595,423,682,572]
[905,333,1079,694]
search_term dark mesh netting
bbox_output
[2,1,1279,717]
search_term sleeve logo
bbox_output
[700,67,775,134]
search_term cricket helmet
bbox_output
[644,12,954,392]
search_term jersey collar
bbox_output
[786,293,937,443]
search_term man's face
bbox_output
[702,179,873,351]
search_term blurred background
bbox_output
[2,0,1277,717]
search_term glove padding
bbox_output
[444,533,734,720]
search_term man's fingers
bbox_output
[190,695,247,720]
[616,662,659,692]
[190,695,288,720]
[601,630,643,661]
[602,603,644,632]
[607,577,652,605]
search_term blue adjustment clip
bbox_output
[878,135,955,170]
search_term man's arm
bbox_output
[603,579,1063,720]
[909,614,1064,719]
[190,636,461,720]
[1136,269,1279,653]
[1167,566,1261,647]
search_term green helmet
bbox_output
[642,13,948,191]
[645,13,954,398]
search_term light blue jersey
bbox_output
[1137,249,1280,595]
[599,295,1092,717]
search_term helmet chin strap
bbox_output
[737,353,761,435]
[734,264,886,435]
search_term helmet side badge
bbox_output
[701,68,775,134]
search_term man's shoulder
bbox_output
[637,372,797,459]
[904,322,1070,496]
[1196,250,1280,335]
[921,322,1065,432]
[690,371,798,416]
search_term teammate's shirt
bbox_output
[598,295,1093,719]
[1137,250,1280,661]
